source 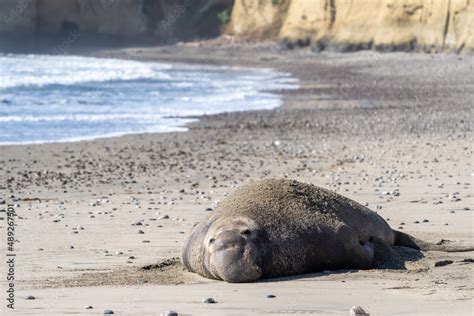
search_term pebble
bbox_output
[349,306,369,316]
[266,294,276,298]
[84,305,93,309]
[103,309,114,314]
[202,297,216,304]
[161,311,178,316]
[434,260,454,267]
[25,295,35,300]
[159,215,170,219]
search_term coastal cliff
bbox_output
[1,0,472,53]
[227,0,474,53]
[0,0,232,41]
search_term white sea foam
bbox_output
[0,54,172,89]
[0,54,298,144]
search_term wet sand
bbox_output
[0,42,473,315]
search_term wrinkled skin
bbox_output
[182,216,269,283]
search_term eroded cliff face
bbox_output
[1,0,471,52]
[0,0,37,34]
[34,0,148,36]
[228,0,474,52]
[227,0,290,39]
[0,0,233,41]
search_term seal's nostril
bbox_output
[241,229,251,236]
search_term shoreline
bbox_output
[0,50,298,146]
[1,43,473,315]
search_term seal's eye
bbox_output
[208,238,215,245]
[241,229,251,236]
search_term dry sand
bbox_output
[0,42,473,315]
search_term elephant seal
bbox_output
[182,179,472,282]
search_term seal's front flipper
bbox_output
[361,240,375,258]
[349,240,375,269]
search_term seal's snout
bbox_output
[210,229,262,283]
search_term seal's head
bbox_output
[182,216,266,283]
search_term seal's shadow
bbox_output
[258,244,424,283]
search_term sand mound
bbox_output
[33,258,197,289]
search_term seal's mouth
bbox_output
[209,229,263,283]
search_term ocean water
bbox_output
[0,54,298,145]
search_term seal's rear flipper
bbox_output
[394,230,474,252]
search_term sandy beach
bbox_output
[1,43,473,315]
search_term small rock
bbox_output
[202,297,216,304]
[25,295,35,300]
[103,309,114,314]
[161,311,178,316]
[434,260,454,267]
[266,294,276,298]
[422,219,429,223]
[84,305,93,309]
[349,306,369,316]
[138,230,145,234]
[159,215,169,219]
